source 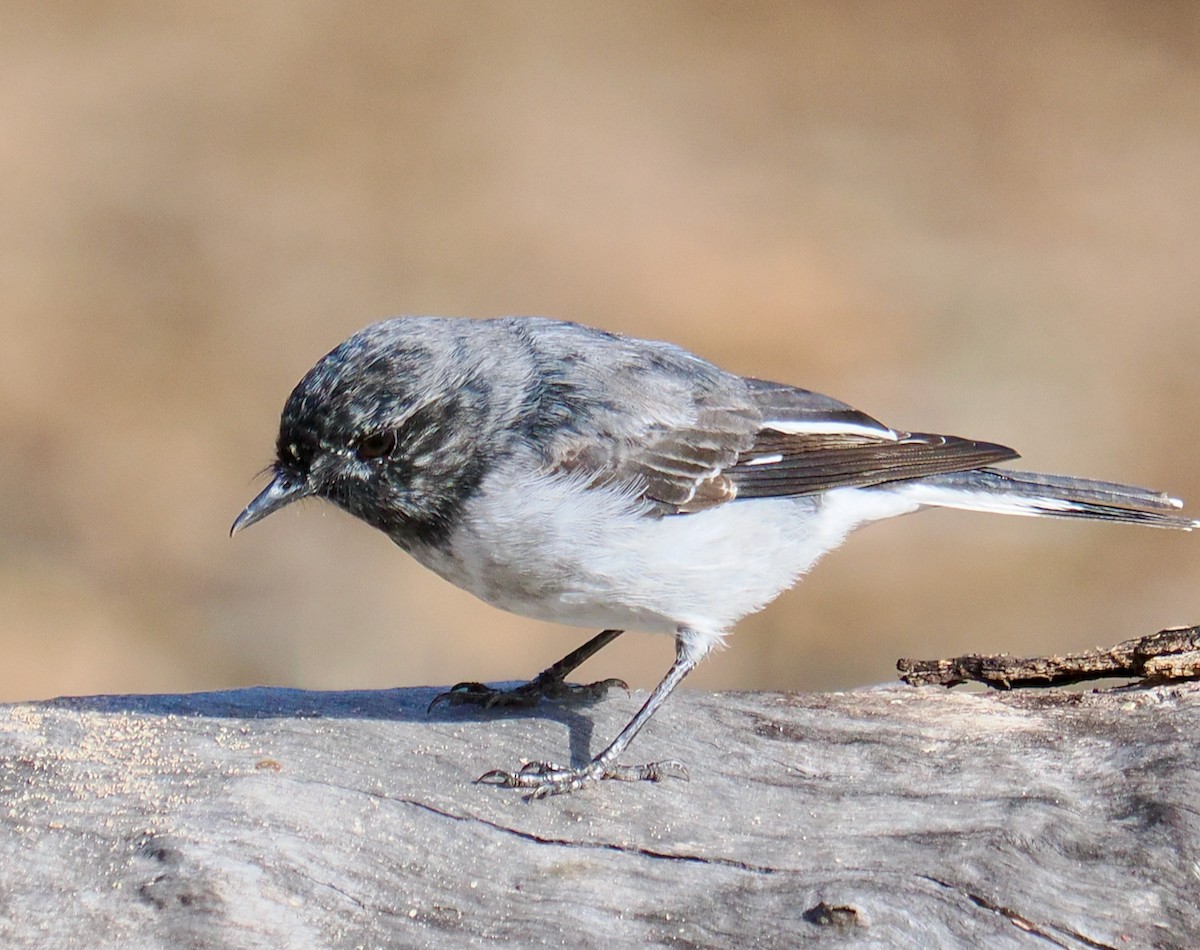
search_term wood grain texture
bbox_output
[1,681,1197,948]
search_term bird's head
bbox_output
[231,319,494,548]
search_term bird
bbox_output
[231,316,1196,796]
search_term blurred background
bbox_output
[2,2,1199,702]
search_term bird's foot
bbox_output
[476,758,689,798]
[428,675,628,712]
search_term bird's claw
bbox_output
[476,758,689,798]
[428,676,628,713]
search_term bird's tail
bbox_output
[891,467,1197,530]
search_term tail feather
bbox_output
[975,467,1183,510]
[893,467,1197,530]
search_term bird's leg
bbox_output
[428,629,627,711]
[478,632,706,797]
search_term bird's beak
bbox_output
[230,470,308,536]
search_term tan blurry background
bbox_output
[2,2,1199,702]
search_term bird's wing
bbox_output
[546,394,760,513]
[547,376,1019,515]
[728,378,1019,502]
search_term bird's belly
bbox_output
[409,527,684,634]
[406,472,884,636]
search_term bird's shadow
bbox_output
[45,684,614,770]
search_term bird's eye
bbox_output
[354,431,396,461]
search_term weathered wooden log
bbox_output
[1,679,1197,948]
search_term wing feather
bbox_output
[731,431,1019,498]
[546,371,1016,514]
